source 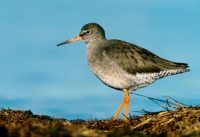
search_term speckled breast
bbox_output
[86,47,142,91]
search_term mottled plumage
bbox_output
[57,23,189,121]
[103,40,188,74]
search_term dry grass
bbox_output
[0,107,200,137]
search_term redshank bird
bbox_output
[57,23,189,122]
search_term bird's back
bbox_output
[103,39,189,75]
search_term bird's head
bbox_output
[57,23,105,46]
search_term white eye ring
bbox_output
[84,30,92,35]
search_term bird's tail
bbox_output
[174,62,189,69]
[157,62,189,78]
[171,62,190,73]
[154,56,190,72]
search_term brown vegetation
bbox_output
[0,107,200,137]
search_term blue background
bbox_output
[0,0,199,119]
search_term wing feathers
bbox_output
[103,40,188,75]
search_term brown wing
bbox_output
[103,40,188,75]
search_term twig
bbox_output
[132,93,186,111]
[164,96,187,108]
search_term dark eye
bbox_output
[84,30,92,35]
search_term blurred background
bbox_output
[0,0,199,120]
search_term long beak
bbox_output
[57,35,82,46]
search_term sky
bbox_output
[0,0,200,119]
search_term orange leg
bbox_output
[124,89,130,121]
[113,89,130,122]
[113,97,125,120]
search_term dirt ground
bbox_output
[0,107,200,137]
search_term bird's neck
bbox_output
[86,38,106,49]
[86,39,106,63]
